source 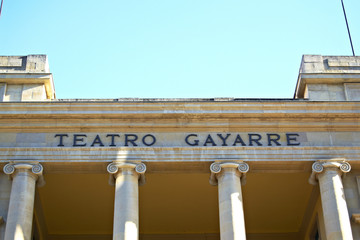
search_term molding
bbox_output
[1,101,360,118]
[2,147,360,163]
[1,101,360,132]
[0,161,312,174]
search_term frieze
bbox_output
[54,133,300,147]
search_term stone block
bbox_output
[308,90,331,101]
[300,55,325,73]
[25,55,49,72]
[327,57,360,67]
[0,56,22,67]
[3,85,22,101]
[0,55,49,73]
[303,55,324,63]
[2,84,47,101]
[328,85,346,101]
[306,132,331,146]
[352,133,360,144]
[22,84,46,101]
[16,133,46,146]
[0,133,16,145]
[307,84,328,91]
[331,132,354,145]
[305,84,346,101]
[344,83,360,101]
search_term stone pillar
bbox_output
[309,161,353,240]
[210,162,249,240]
[3,162,44,240]
[107,162,146,240]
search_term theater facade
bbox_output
[0,55,360,240]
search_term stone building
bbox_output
[0,54,360,240]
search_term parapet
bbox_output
[0,55,55,101]
[295,55,360,100]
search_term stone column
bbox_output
[309,161,353,240]
[107,162,146,240]
[3,162,44,240]
[210,162,249,240]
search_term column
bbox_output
[210,162,249,240]
[3,162,44,240]
[309,161,353,240]
[107,162,146,240]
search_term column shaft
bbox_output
[113,168,139,240]
[4,170,37,240]
[318,168,353,240]
[211,162,248,240]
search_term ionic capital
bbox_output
[3,162,45,187]
[107,162,146,186]
[309,160,351,185]
[210,162,249,186]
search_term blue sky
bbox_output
[1,0,359,99]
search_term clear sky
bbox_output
[1,0,359,99]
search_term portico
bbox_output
[0,159,355,240]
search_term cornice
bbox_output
[0,101,359,119]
